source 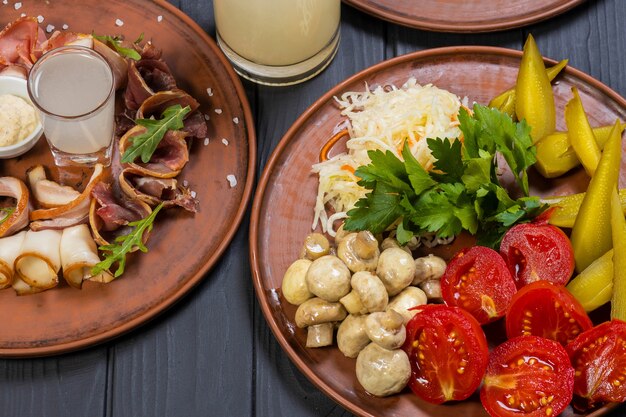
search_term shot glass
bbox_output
[27,45,115,167]
[214,0,341,86]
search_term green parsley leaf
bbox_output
[428,138,464,182]
[344,182,404,234]
[0,207,15,226]
[92,203,164,278]
[401,143,436,194]
[355,149,412,193]
[93,34,142,60]
[121,105,191,164]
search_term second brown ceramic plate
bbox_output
[250,47,625,417]
[343,0,586,32]
[0,1,255,356]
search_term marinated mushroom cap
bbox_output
[376,247,416,296]
[419,279,443,301]
[305,255,351,302]
[281,259,313,305]
[356,343,411,397]
[386,286,427,324]
[334,223,350,245]
[306,323,334,348]
[337,231,380,273]
[337,314,371,358]
[351,271,388,313]
[381,237,412,255]
[300,233,331,261]
[295,297,347,328]
[365,310,406,350]
[412,254,447,285]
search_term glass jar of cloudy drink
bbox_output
[214,0,340,85]
[28,45,115,167]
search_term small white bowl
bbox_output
[0,75,44,159]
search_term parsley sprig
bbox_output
[343,104,547,248]
[121,104,191,164]
[92,203,164,278]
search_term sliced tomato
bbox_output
[499,221,575,288]
[481,335,574,417]
[506,280,592,345]
[566,320,626,410]
[402,304,488,404]
[441,246,517,324]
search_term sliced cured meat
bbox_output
[0,177,29,238]
[119,170,198,212]
[91,182,150,232]
[0,17,46,68]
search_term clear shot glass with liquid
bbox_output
[214,0,341,86]
[27,45,115,167]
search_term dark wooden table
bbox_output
[1,1,625,416]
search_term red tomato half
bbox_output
[403,304,489,404]
[566,320,626,410]
[481,335,574,417]
[441,246,517,324]
[506,280,592,345]
[499,222,575,288]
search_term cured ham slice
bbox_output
[136,89,200,120]
[0,17,46,69]
[119,126,190,178]
[89,182,152,248]
[14,229,61,290]
[123,59,176,110]
[0,177,29,238]
[29,163,105,231]
[119,170,198,212]
[60,224,101,288]
[0,230,26,288]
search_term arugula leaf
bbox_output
[93,34,141,60]
[121,105,191,164]
[344,182,404,234]
[428,138,464,182]
[92,203,164,278]
[0,207,15,226]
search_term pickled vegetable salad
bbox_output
[312,79,464,234]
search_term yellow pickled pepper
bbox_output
[565,87,601,176]
[567,249,614,312]
[570,121,623,273]
[610,188,626,321]
[535,123,624,178]
[544,189,626,228]
[515,34,556,143]
[490,59,568,119]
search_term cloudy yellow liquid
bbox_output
[214,0,340,66]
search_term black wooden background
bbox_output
[0,0,624,416]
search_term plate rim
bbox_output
[249,45,625,416]
[0,0,257,357]
[342,0,587,33]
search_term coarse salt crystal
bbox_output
[37,15,44,23]
[157,15,163,22]
[20,12,25,17]
[206,88,213,97]
[214,108,222,114]
[203,138,209,146]
[14,2,21,10]
[46,24,55,33]
[204,114,210,121]
[62,24,69,30]
[190,190,197,198]
[221,138,229,146]
[182,180,189,187]
[226,175,237,188]
[232,117,239,124]
[115,18,124,27]
[2,1,8,6]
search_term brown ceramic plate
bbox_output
[343,0,586,32]
[250,46,625,417]
[0,1,255,356]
